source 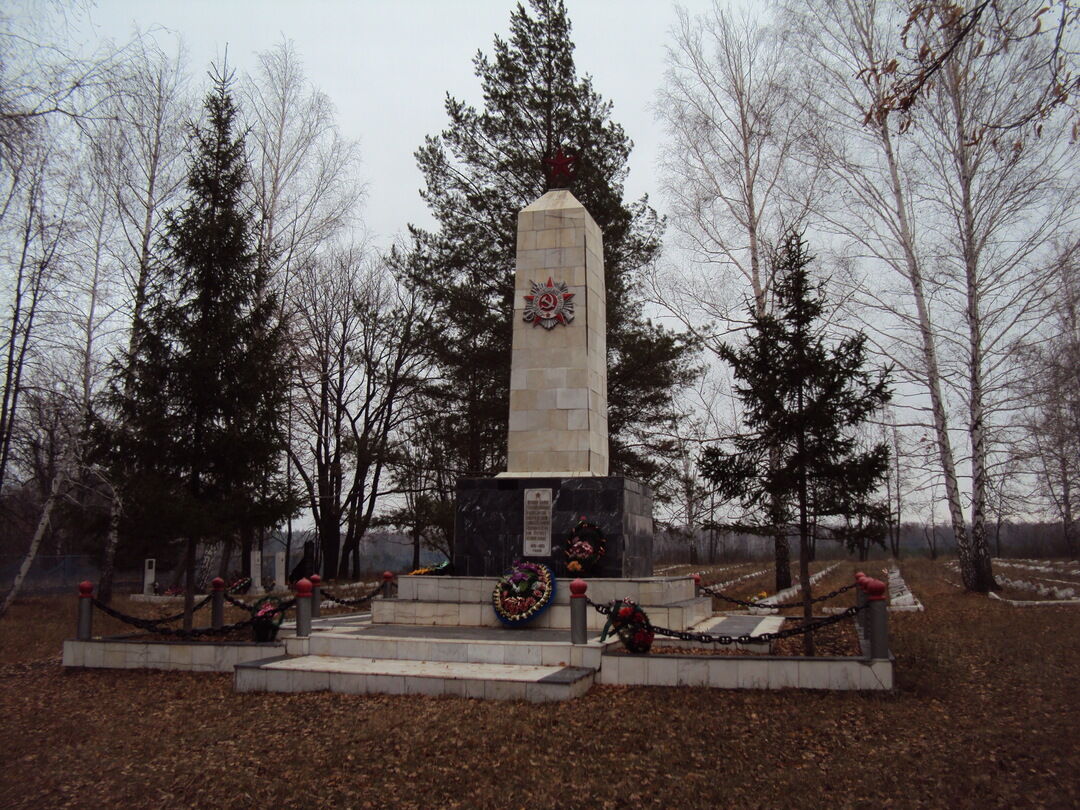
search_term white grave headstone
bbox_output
[249,550,265,594]
[143,558,156,595]
[274,551,286,590]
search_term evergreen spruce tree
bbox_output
[399,0,696,486]
[113,66,292,626]
[701,233,891,652]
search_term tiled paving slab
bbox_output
[234,654,595,702]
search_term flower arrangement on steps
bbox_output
[492,561,556,626]
[565,516,606,575]
[407,560,452,576]
[252,595,284,642]
[600,597,654,654]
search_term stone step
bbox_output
[372,596,713,631]
[652,614,784,652]
[294,629,605,669]
[234,654,594,702]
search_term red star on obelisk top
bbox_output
[543,148,578,189]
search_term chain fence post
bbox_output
[381,570,395,599]
[864,576,889,659]
[310,574,321,619]
[295,577,312,637]
[211,577,225,629]
[854,572,867,637]
[570,579,588,645]
[692,574,702,598]
[77,580,93,640]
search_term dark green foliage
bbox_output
[112,67,292,551]
[700,233,892,559]
[400,0,697,483]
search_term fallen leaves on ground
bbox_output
[0,558,1078,809]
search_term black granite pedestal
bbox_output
[453,476,653,578]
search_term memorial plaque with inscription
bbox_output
[523,488,553,556]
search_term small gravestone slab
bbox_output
[274,551,287,589]
[143,559,156,595]
[250,550,265,594]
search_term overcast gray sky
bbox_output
[77,0,714,247]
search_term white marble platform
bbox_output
[372,596,712,632]
[397,575,695,606]
[596,652,893,690]
[235,654,594,702]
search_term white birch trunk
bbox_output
[0,465,66,618]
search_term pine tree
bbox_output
[701,233,891,652]
[112,66,292,626]
[399,0,696,485]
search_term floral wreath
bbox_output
[492,561,556,626]
[566,516,606,575]
[252,595,285,627]
[600,597,654,654]
[228,575,252,595]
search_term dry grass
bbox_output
[1,558,1079,809]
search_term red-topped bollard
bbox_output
[862,576,890,660]
[692,573,702,597]
[854,572,869,636]
[863,577,886,600]
[77,581,94,640]
[570,579,588,645]
[211,577,225,629]
[294,577,312,638]
[381,570,395,599]
[309,574,322,619]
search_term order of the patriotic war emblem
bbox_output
[523,277,575,329]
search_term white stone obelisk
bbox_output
[501,189,607,476]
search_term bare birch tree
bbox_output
[1016,242,1080,558]
[911,0,1076,588]
[99,36,192,600]
[780,0,974,578]
[657,2,814,326]
[0,3,120,171]
[243,38,362,295]
[0,143,69,496]
[783,0,1073,590]
[656,2,817,590]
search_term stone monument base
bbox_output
[453,476,653,578]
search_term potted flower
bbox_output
[251,596,284,642]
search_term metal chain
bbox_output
[701,581,857,611]
[91,596,296,638]
[223,593,257,612]
[90,597,256,637]
[320,584,381,608]
[128,595,213,626]
[86,595,211,629]
[588,598,613,615]
[587,597,867,645]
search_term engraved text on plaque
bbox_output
[523,489,553,556]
